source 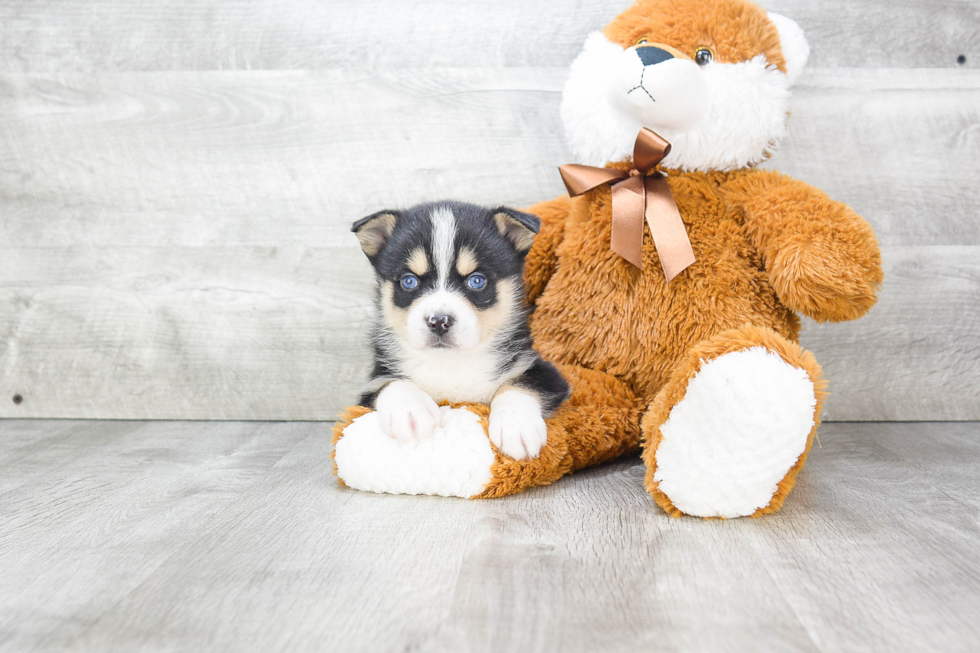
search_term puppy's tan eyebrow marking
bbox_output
[456,247,478,276]
[407,248,430,275]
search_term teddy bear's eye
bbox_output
[694,48,713,66]
[635,37,649,46]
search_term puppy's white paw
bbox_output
[488,390,547,460]
[375,381,441,444]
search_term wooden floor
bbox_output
[1,421,978,652]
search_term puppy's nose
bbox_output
[426,314,454,335]
[636,46,674,67]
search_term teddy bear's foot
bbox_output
[333,405,497,498]
[642,325,826,518]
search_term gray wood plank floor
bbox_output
[1,420,978,653]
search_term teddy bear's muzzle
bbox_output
[621,45,710,133]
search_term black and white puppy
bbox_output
[352,201,570,460]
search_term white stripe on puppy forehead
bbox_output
[430,206,457,289]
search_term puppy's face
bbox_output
[353,201,539,352]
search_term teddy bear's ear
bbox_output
[768,12,810,86]
[351,210,399,258]
[492,207,540,254]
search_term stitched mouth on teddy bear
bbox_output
[621,48,710,132]
[627,66,658,103]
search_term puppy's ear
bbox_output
[492,208,540,254]
[352,210,399,258]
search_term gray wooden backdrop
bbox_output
[0,0,977,421]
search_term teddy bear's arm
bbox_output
[725,170,883,323]
[522,195,570,305]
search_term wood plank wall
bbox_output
[0,0,977,420]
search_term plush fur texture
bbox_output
[653,346,816,518]
[334,0,882,518]
[641,325,827,518]
[335,405,496,498]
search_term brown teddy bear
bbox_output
[333,0,882,518]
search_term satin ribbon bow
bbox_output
[558,128,695,281]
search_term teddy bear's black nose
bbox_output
[636,46,675,67]
[427,314,454,335]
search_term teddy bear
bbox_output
[333,0,882,518]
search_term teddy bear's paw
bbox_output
[653,347,817,518]
[335,406,495,498]
[488,390,548,460]
[374,380,442,444]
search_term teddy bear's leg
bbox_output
[332,364,643,499]
[641,324,827,518]
[476,363,644,498]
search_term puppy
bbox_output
[351,201,570,460]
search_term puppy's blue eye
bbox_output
[400,274,419,290]
[466,274,487,290]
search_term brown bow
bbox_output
[558,128,695,281]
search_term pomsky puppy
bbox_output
[352,200,570,460]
